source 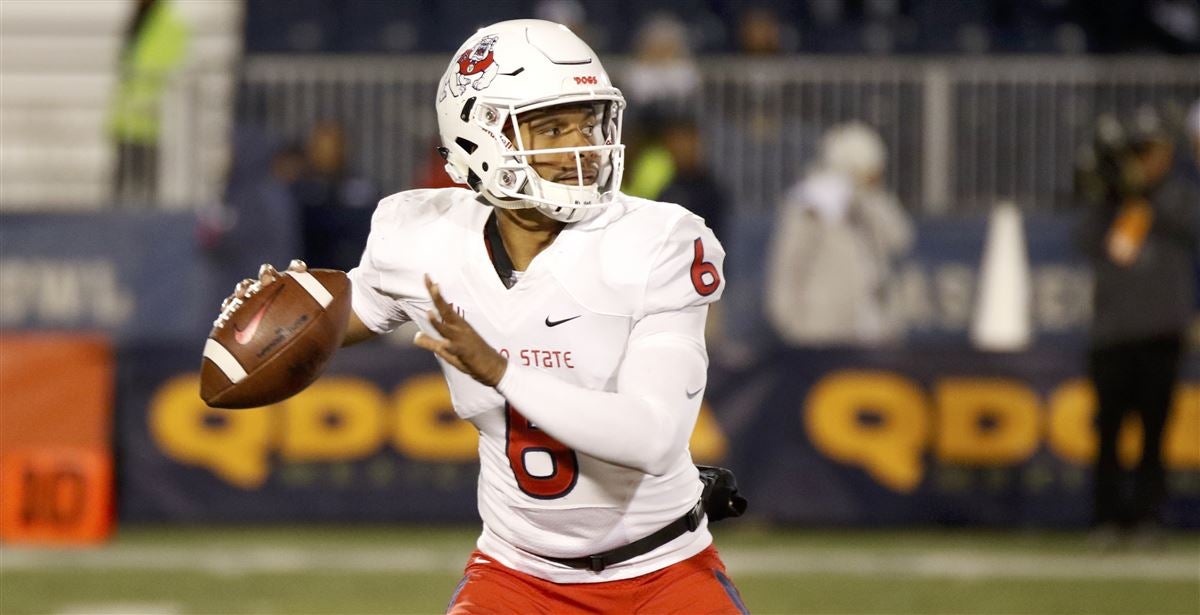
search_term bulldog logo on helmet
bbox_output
[440,35,501,101]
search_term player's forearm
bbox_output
[495,336,706,477]
[341,310,379,346]
[347,266,412,339]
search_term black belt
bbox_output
[537,499,705,573]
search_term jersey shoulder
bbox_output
[357,187,481,297]
[556,194,725,318]
[368,187,479,239]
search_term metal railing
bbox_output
[229,55,1199,216]
[0,68,232,212]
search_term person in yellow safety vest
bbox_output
[109,0,189,205]
[624,142,675,201]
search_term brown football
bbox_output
[200,269,351,409]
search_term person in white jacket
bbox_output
[765,122,915,347]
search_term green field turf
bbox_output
[2,525,1197,614]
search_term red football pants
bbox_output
[446,545,749,614]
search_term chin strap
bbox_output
[443,162,468,184]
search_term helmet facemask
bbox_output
[474,97,625,223]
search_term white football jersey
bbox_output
[349,187,726,583]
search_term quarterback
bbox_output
[246,19,746,614]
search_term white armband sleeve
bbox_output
[495,306,708,476]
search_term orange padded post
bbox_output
[0,335,115,544]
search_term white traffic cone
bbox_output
[971,201,1033,351]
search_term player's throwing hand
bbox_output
[414,274,508,387]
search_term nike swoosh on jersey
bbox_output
[544,314,582,327]
[686,387,704,399]
[233,287,282,344]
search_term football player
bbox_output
[247,19,745,614]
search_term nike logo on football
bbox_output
[544,314,581,327]
[234,304,268,344]
[233,287,282,344]
[686,387,704,399]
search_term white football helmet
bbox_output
[435,19,626,223]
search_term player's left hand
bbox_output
[414,274,508,387]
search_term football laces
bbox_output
[214,282,260,330]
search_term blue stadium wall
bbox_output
[3,211,1198,527]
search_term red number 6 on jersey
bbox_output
[505,404,579,499]
[690,237,721,296]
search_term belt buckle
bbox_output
[685,499,704,532]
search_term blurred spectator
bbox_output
[737,5,793,55]
[622,109,674,201]
[291,121,378,271]
[623,13,700,109]
[1075,107,1200,544]
[272,142,307,186]
[293,121,376,210]
[198,126,302,310]
[109,0,190,205]
[765,122,914,347]
[658,116,730,242]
